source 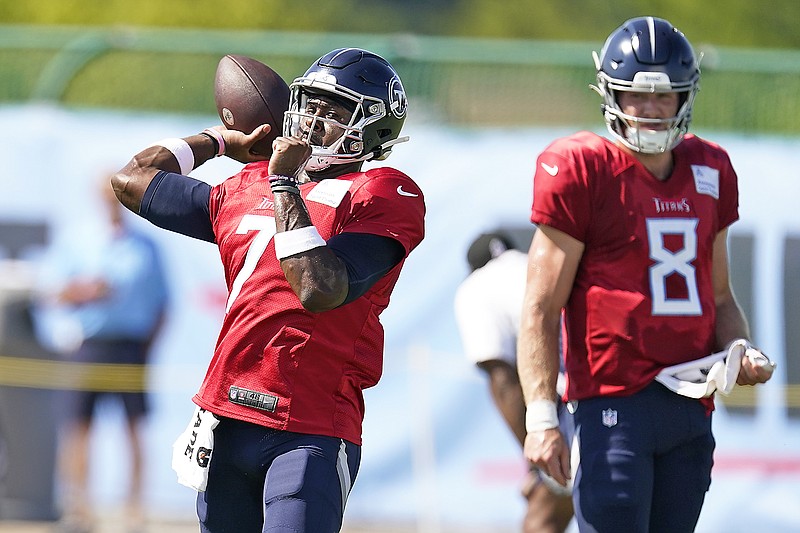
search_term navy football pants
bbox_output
[571,381,715,533]
[197,417,361,533]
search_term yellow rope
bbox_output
[0,355,798,408]
[720,383,800,409]
[0,355,146,392]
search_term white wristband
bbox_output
[525,399,559,433]
[152,138,194,175]
[274,226,326,260]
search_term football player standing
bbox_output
[516,17,775,533]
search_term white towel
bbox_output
[655,339,774,399]
[171,406,220,491]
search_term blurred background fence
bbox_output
[2,24,800,132]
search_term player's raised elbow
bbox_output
[286,267,348,313]
[110,170,140,212]
[297,285,348,313]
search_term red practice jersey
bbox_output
[531,132,739,401]
[193,161,425,444]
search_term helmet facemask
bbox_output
[593,62,699,154]
[284,77,394,172]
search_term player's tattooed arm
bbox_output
[274,193,350,312]
[268,136,350,312]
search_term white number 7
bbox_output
[226,214,277,313]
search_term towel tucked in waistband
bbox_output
[171,405,220,491]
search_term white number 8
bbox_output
[646,218,702,316]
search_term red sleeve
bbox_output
[716,148,740,231]
[344,167,426,254]
[531,134,597,243]
[208,161,269,232]
[208,181,225,224]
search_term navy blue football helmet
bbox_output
[284,48,409,171]
[591,17,700,153]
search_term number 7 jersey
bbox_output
[193,161,425,445]
[530,132,739,400]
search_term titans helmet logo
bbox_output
[388,76,408,119]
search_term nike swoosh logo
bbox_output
[397,185,418,197]
[541,162,559,176]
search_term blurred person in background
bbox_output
[517,16,775,532]
[36,176,169,533]
[455,231,574,533]
[111,48,424,533]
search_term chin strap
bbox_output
[362,135,411,162]
[305,135,411,171]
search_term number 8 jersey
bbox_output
[193,161,425,445]
[530,131,739,400]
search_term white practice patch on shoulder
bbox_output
[306,179,353,207]
[691,165,720,199]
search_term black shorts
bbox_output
[61,338,150,422]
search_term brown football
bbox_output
[214,55,290,157]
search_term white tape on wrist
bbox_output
[525,399,559,433]
[153,137,195,175]
[274,226,326,260]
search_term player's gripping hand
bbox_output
[523,428,571,488]
[218,124,273,163]
[737,347,776,386]
[269,136,312,178]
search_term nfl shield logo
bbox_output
[601,408,618,428]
